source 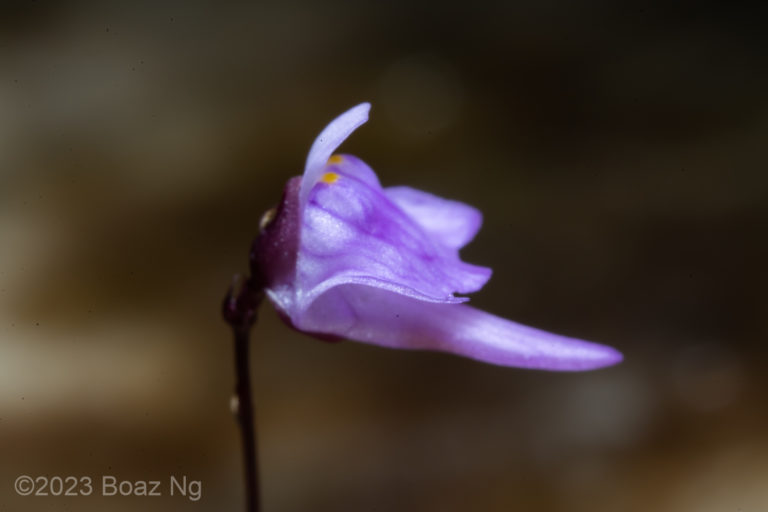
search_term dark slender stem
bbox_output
[223,276,264,512]
[233,320,259,512]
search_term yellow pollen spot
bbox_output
[320,172,339,184]
[327,154,343,165]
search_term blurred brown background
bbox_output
[1,1,767,511]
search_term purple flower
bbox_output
[252,103,622,370]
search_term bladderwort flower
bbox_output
[251,103,622,371]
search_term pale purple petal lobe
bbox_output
[299,285,623,371]
[300,103,371,210]
[385,186,483,249]
[291,162,491,313]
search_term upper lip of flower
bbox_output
[252,103,623,371]
[299,103,373,212]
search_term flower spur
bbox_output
[252,103,622,371]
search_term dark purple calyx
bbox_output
[250,176,301,290]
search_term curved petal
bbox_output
[298,284,623,371]
[300,103,371,210]
[385,186,483,249]
[291,164,491,314]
